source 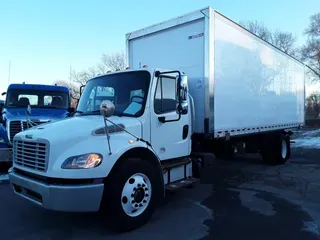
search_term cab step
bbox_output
[161,157,192,170]
[165,177,200,192]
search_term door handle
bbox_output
[182,125,189,139]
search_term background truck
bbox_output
[0,83,74,165]
[9,6,305,232]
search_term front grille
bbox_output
[9,120,48,142]
[9,121,23,141]
[13,139,49,172]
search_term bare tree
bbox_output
[305,13,320,37]
[240,20,297,56]
[71,67,100,86]
[99,51,127,72]
[271,31,297,56]
[306,92,320,118]
[240,20,272,42]
[71,51,127,87]
[53,80,80,106]
[301,13,320,81]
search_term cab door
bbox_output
[150,71,190,160]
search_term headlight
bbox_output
[61,153,103,169]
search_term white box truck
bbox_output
[8,7,305,232]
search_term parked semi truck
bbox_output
[0,83,73,164]
[0,100,4,112]
[9,7,305,232]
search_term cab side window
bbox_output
[154,76,177,114]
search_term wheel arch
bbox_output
[106,147,165,204]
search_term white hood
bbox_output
[13,115,145,178]
[17,115,142,143]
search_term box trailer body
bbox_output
[126,7,305,137]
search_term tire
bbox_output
[100,158,162,232]
[0,162,11,172]
[261,134,290,165]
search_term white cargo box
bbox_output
[126,6,305,138]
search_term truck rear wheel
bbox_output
[261,134,290,165]
[100,158,161,232]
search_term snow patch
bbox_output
[292,129,320,149]
[303,221,320,235]
[293,138,320,149]
[301,129,320,137]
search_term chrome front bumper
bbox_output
[0,147,12,163]
[9,168,104,212]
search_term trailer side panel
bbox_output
[213,12,305,138]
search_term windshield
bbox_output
[77,70,151,117]
[5,89,69,109]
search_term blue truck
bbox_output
[0,83,73,165]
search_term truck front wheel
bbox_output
[100,158,161,232]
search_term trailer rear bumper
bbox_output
[8,168,104,212]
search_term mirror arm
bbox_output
[79,85,85,96]
[155,70,181,79]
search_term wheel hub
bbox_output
[133,188,145,203]
[281,140,287,159]
[121,173,152,217]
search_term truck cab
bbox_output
[8,68,195,231]
[0,83,73,164]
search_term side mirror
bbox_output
[176,74,188,115]
[1,92,6,96]
[99,100,115,118]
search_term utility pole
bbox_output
[69,65,72,82]
[8,60,11,85]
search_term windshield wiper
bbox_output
[113,111,135,117]
[78,110,135,117]
[7,104,27,108]
[39,106,61,109]
[83,110,101,115]
[74,110,85,115]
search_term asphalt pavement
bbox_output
[1,129,320,239]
